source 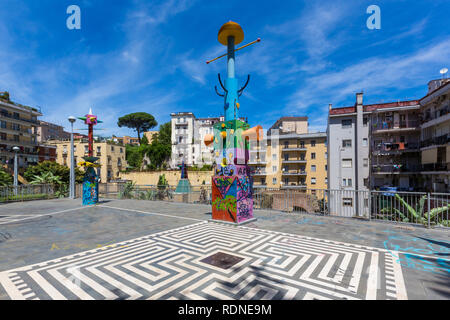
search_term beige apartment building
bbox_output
[0,92,42,169]
[249,117,328,194]
[49,139,128,182]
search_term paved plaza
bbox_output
[0,199,448,300]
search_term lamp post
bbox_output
[68,116,76,199]
[12,146,20,195]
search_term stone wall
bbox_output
[119,170,214,186]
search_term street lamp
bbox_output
[68,116,76,199]
[12,146,20,195]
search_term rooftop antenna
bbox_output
[440,68,448,79]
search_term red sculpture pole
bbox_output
[88,123,93,157]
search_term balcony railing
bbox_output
[420,134,449,148]
[372,120,419,132]
[422,107,449,123]
[372,142,419,153]
[282,170,307,175]
[282,158,306,163]
[421,163,448,172]
[0,112,39,125]
[372,164,421,173]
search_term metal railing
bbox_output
[372,120,419,131]
[0,184,55,203]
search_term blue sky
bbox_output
[0,0,449,137]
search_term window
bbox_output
[311,177,316,185]
[300,141,305,148]
[0,120,6,128]
[272,154,277,160]
[342,119,352,128]
[325,152,328,159]
[362,138,368,147]
[325,165,328,171]
[272,178,277,184]
[120,148,123,153]
[311,140,316,147]
[343,198,353,207]
[363,117,368,126]
[284,154,289,161]
[343,140,352,148]
[342,159,352,168]
[348,178,352,187]
[84,145,88,153]
[325,177,328,184]
[363,158,368,167]
[13,135,19,142]
[311,165,316,172]
[111,146,115,152]
[272,166,277,173]
[97,146,101,153]
[311,152,316,159]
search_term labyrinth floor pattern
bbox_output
[0,221,408,300]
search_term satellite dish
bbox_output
[440,68,448,74]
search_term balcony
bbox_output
[421,163,448,172]
[372,142,420,155]
[282,170,307,176]
[420,134,450,149]
[372,164,421,174]
[0,112,39,125]
[281,184,307,189]
[421,107,449,128]
[372,120,419,134]
[282,146,307,151]
[282,158,306,163]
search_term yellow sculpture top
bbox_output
[218,21,244,46]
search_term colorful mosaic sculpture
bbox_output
[205,22,262,224]
[77,108,103,206]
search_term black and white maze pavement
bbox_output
[0,221,408,300]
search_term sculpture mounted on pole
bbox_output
[204,21,262,225]
[77,108,102,206]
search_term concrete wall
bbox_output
[120,170,214,186]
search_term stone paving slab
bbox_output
[0,198,448,300]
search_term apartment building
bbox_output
[36,120,70,143]
[249,117,328,194]
[328,92,423,191]
[170,112,221,168]
[143,131,158,144]
[419,79,450,192]
[0,92,42,170]
[49,139,127,182]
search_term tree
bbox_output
[0,167,13,186]
[24,161,84,184]
[140,134,149,145]
[117,112,157,143]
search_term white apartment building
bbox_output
[170,112,220,168]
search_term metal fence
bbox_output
[0,184,55,203]
[3,181,449,228]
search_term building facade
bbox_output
[248,117,328,194]
[0,92,42,170]
[328,79,449,194]
[36,120,70,143]
[419,79,450,192]
[170,112,220,168]
[50,139,127,183]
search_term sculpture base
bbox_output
[175,178,191,193]
[211,173,254,224]
[82,167,99,206]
